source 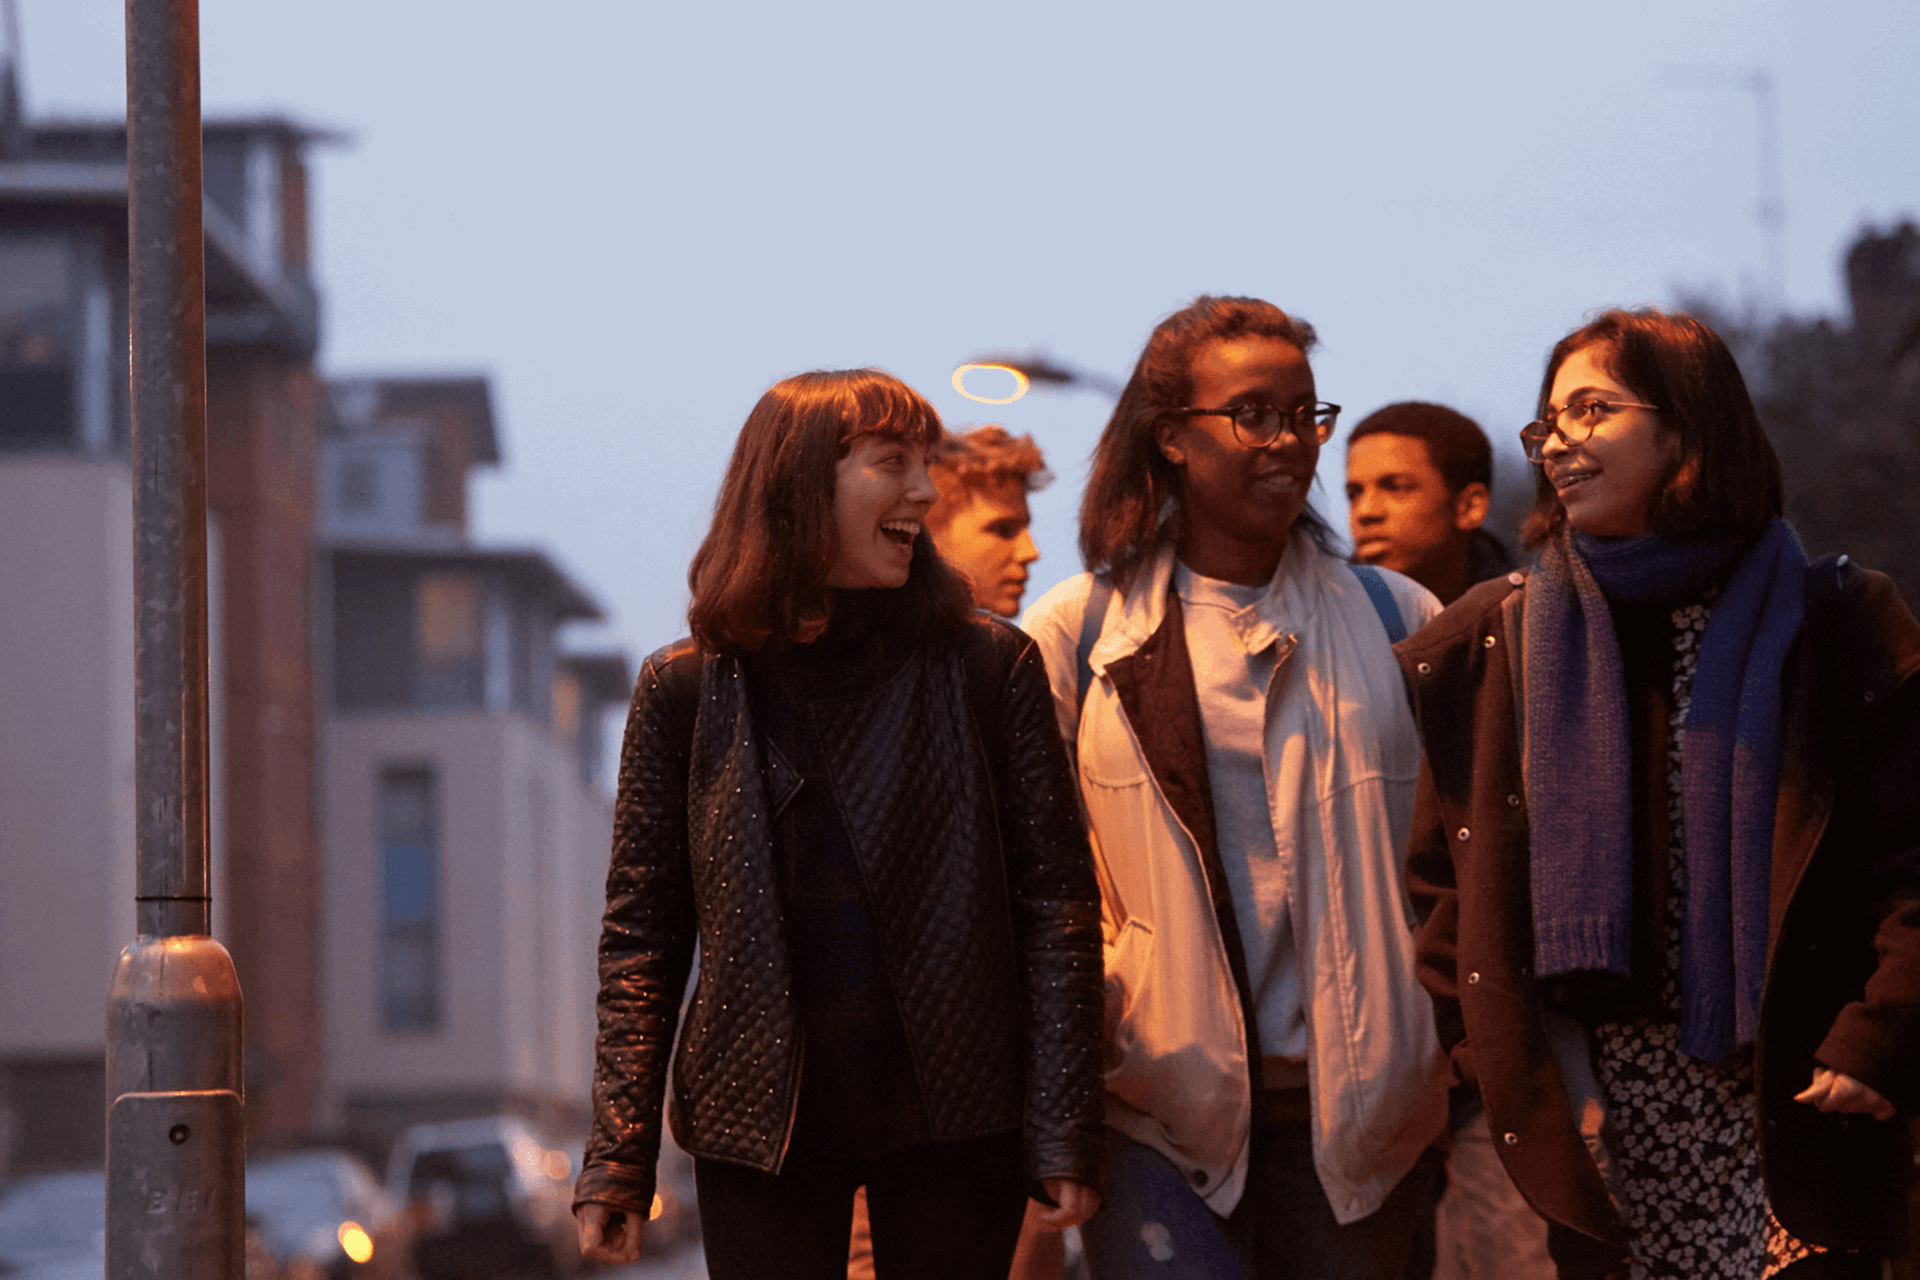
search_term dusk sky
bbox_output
[17,0,1920,700]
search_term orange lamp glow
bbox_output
[952,364,1030,406]
[338,1222,375,1265]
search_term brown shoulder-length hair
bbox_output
[1079,294,1336,591]
[1521,309,1783,548]
[687,368,974,654]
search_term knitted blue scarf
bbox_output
[1525,519,1806,1060]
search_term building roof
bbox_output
[0,113,335,354]
[325,538,603,621]
[23,114,353,155]
[559,652,633,707]
[326,375,502,466]
[0,158,124,202]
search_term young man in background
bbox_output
[925,424,1050,617]
[1347,401,1547,1280]
[1345,402,1513,606]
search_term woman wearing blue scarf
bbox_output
[1398,310,1920,1280]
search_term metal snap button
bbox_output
[1417,662,1432,676]
[1456,827,1470,842]
[1482,634,1496,648]
[1507,794,1521,807]
[1503,1132,1519,1146]
[1507,571,1525,586]
[1466,972,1481,985]
[1190,1168,1209,1188]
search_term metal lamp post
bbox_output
[105,0,246,1275]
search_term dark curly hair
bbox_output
[928,424,1052,495]
[1079,295,1335,590]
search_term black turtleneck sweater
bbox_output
[743,590,931,1159]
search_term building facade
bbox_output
[0,110,627,1175]
[0,114,330,1170]
[315,376,626,1160]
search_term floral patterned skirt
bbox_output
[1589,1016,1817,1278]
[1586,597,1828,1279]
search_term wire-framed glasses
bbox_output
[1519,398,1661,463]
[1167,402,1341,448]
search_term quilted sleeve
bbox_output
[994,632,1107,1189]
[573,647,700,1215]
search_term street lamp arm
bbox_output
[958,349,1125,399]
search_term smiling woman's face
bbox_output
[827,434,938,589]
[1542,344,1682,539]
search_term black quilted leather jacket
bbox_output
[573,614,1105,1215]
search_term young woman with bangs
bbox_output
[571,369,1105,1280]
[1399,309,1920,1279]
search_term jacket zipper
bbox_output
[771,1027,805,1173]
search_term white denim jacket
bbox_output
[1022,536,1450,1222]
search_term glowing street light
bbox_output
[952,362,1031,405]
[953,350,1123,405]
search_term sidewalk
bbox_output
[602,1245,708,1280]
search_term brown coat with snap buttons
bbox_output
[1397,558,1920,1260]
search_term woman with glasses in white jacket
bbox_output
[1023,295,1450,1280]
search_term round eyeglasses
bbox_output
[1167,402,1340,448]
[1519,398,1661,463]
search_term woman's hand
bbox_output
[576,1202,644,1265]
[1030,1178,1101,1230]
[1794,1067,1895,1121]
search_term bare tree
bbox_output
[1690,221,1920,604]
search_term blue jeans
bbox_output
[1082,1124,1431,1280]
[1432,1103,1554,1280]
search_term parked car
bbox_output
[0,1171,103,1280]
[385,1117,575,1280]
[247,1150,414,1280]
[0,1170,283,1280]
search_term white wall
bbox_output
[321,710,611,1113]
[0,461,231,1056]
[0,458,135,1054]
[497,725,611,1101]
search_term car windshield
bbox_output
[247,1157,349,1245]
[407,1142,510,1198]
[0,1172,105,1257]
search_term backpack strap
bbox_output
[1351,563,1408,645]
[1075,576,1116,711]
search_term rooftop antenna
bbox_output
[1750,70,1785,311]
[0,0,24,158]
[1660,64,1787,315]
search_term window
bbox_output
[378,766,440,1034]
[415,573,484,710]
[322,437,426,536]
[0,238,76,447]
[337,456,379,513]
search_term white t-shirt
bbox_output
[1175,561,1308,1060]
